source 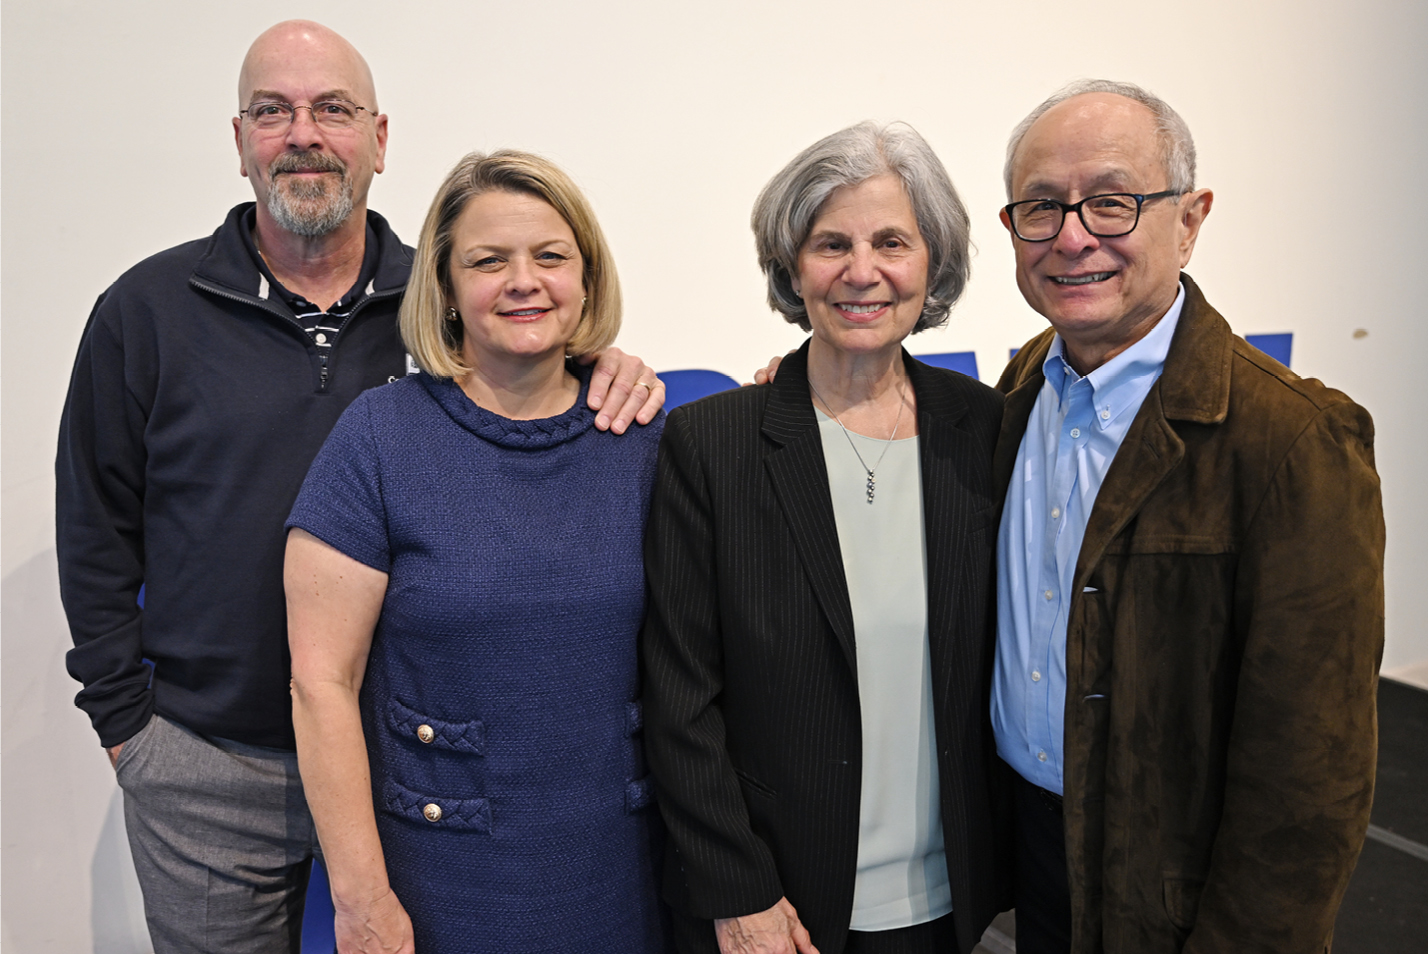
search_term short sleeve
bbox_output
[286,393,392,572]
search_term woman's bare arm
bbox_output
[286,528,413,954]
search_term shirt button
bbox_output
[1032,670,1042,682]
[1038,750,1048,762]
[1044,589,1054,601]
[1070,427,1082,438]
[315,333,328,344]
[422,803,443,822]
[416,724,435,744]
[1101,408,1111,420]
[1051,507,1061,519]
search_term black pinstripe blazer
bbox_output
[641,342,1010,954]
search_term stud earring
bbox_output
[445,307,459,322]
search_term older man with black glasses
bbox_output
[56,19,662,952]
[991,79,1384,953]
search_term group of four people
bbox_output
[56,18,1384,954]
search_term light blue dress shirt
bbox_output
[991,284,1185,794]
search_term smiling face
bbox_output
[793,175,929,360]
[446,190,586,373]
[1001,93,1211,371]
[232,21,388,238]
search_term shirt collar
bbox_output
[239,207,380,312]
[1041,282,1185,428]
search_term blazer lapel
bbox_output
[1073,275,1230,585]
[908,359,971,629]
[993,330,1055,497]
[761,345,859,675]
[907,358,988,714]
[1073,389,1183,587]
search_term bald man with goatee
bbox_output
[56,21,662,951]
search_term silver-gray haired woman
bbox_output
[642,121,1011,954]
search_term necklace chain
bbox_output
[808,378,907,504]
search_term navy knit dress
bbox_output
[287,367,667,953]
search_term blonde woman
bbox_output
[285,151,668,953]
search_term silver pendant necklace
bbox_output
[808,379,906,504]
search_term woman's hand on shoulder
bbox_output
[334,887,415,954]
[715,896,820,954]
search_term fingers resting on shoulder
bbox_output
[580,347,665,433]
[748,353,788,387]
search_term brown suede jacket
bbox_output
[994,274,1385,953]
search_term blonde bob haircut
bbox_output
[400,150,622,379]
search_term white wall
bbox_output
[4,0,1425,948]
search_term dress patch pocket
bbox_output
[387,698,485,755]
[382,777,492,833]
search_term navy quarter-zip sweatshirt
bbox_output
[57,203,413,749]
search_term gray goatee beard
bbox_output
[265,153,355,237]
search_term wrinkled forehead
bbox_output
[1011,95,1163,196]
[237,35,377,108]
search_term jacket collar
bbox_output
[191,202,413,303]
[760,340,820,446]
[995,273,1238,607]
[1156,273,1232,425]
[760,339,973,446]
[999,274,1231,421]
[993,273,1232,489]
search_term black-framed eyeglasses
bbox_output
[240,100,373,131]
[1004,191,1183,242]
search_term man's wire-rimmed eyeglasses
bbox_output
[240,100,374,131]
[1004,191,1183,242]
